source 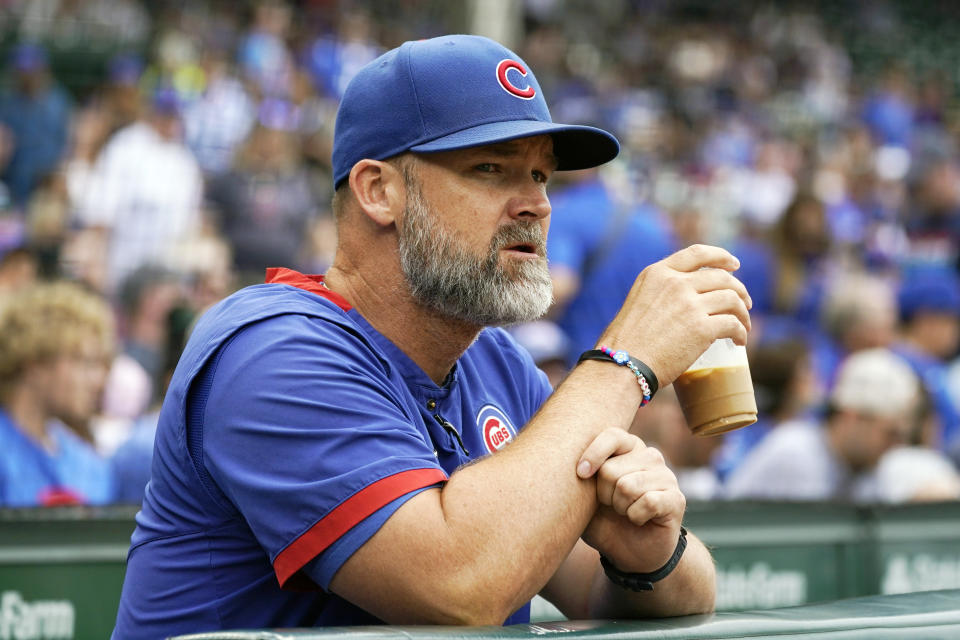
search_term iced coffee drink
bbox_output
[674,339,757,436]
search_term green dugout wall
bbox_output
[683,501,960,610]
[2,502,960,639]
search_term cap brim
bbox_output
[409,120,620,171]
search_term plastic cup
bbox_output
[673,338,757,437]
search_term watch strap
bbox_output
[600,526,688,591]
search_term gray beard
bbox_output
[397,180,553,326]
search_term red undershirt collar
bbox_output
[264,267,353,312]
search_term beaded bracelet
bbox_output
[577,346,659,407]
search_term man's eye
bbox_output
[532,170,549,184]
[475,163,498,173]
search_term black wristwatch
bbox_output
[600,527,688,591]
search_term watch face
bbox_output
[612,351,629,364]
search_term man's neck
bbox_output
[324,265,481,385]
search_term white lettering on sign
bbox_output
[882,553,960,594]
[528,625,575,635]
[715,563,807,609]
[0,592,74,640]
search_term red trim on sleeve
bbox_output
[264,267,353,312]
[273,467,447,589]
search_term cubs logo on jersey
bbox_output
[476,404,518,453]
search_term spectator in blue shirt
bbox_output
[0,43,71,208]
[893,268,960,450]
[0,281,115,506]
[548,168,676,365]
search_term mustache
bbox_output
[490,222,547,257]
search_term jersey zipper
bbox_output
[433,413,470,456]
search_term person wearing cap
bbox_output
[893,268,960,450]
[74,83,203,293]
[113,35,750,637]
[547,167,677,367]
[725,348,921,502]
[206,97,320,285]
[0,43,72,207]
[101,54,146,136]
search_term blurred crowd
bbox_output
[1,0,960,507]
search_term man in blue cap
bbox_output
[893,269,960,450]
[113,35,750,637]
[74,83,203,293]
[0,43,71,207]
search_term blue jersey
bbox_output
[0,410,114,507]
[113,269,552,638]
[893,343,960,450]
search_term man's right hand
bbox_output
[596,244,752,386]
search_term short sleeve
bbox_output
[200,313,447,590]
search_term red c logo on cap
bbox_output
[496,59,536,100]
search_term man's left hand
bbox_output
[576,428,686,573]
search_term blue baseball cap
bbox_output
[898,269,960,321]
[332,34,619,189]
[109,53,143,86]
[151,85,181,116]
[10,43,47,73]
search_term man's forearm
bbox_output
[331,360,645,624]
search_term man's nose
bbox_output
[507,184,551,221]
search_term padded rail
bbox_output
[170,589,960,639]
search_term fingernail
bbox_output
[577,460,591,477]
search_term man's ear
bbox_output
[347,159,405,227]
